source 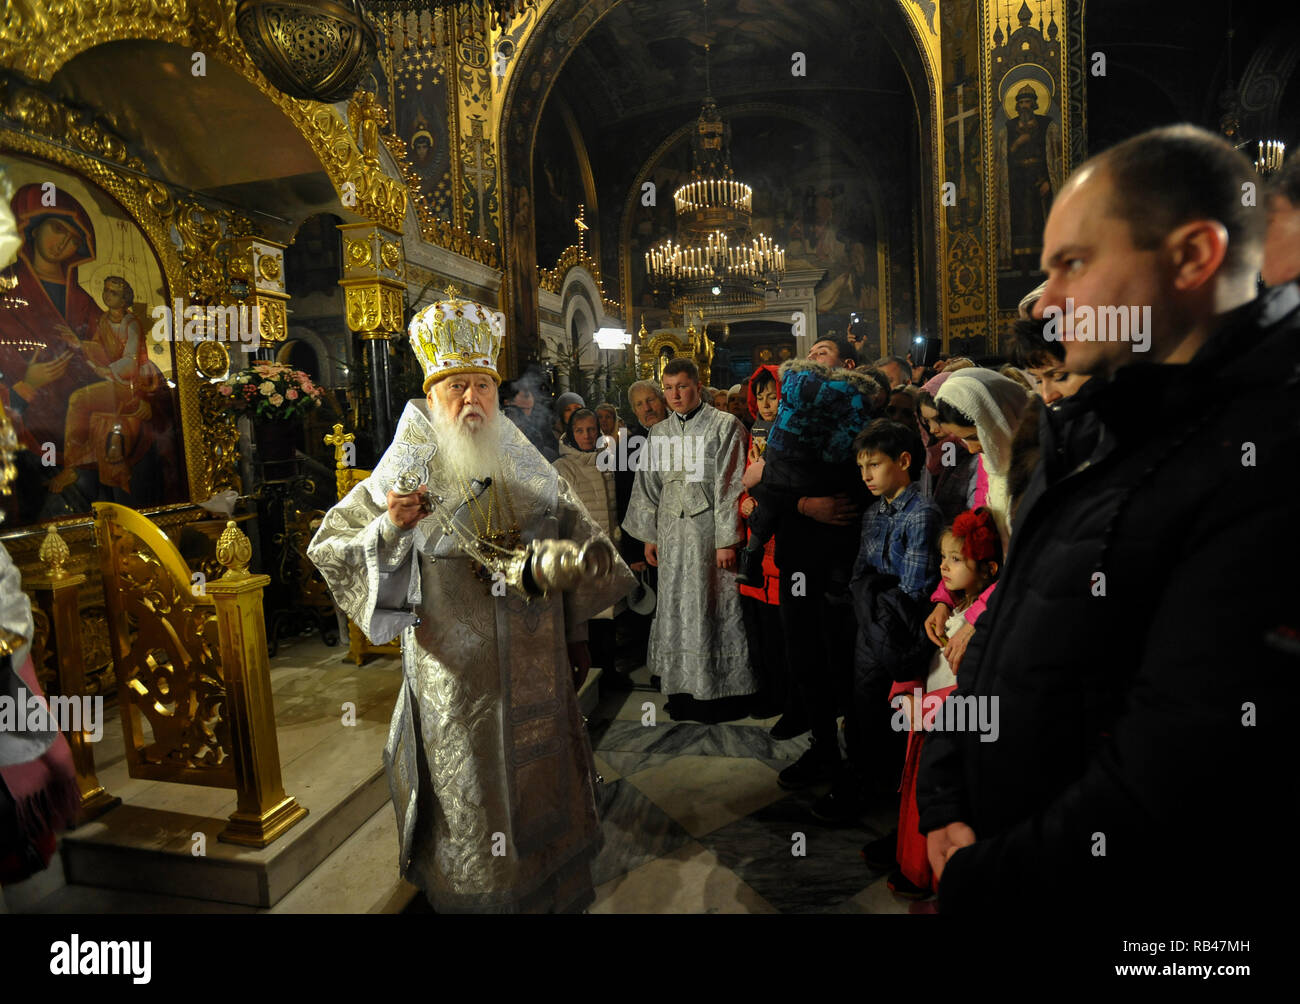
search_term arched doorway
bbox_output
[498,0,940,371]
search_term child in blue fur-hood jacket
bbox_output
[736,359,883,586]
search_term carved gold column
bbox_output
[206,522,308,847]
[225,236,290,359]
[24,527,120,825]
[338,222,405,449]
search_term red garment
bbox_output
[0,654,80,884]
[895,682,957,891]
[739,364,782,605]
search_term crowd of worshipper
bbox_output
[498,125,1295,912]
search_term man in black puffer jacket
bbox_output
[917,124,1295,915]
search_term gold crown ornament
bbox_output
[408,286,506,392]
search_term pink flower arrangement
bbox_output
[220,361,324,421]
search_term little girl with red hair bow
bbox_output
[884,508,1002,899]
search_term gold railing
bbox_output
[323,423,400,666]
[89,503,307,847]
[25,526,120,825]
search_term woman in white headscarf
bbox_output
[933,368,1031,544]
[923,368,1031,672]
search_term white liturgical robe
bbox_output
[308,401,634,913]
[622,402,755,700]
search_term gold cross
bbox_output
[323,423,355,470]
[575,204,588,254]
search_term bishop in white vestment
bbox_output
[308,293,633,913]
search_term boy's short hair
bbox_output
[664,358,700,381]
[814,335,859,366]
[595,402,616,415]
[1007,316,1065,369]
[852,418,924,481]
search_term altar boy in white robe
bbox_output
[308,291,633,913]
[622,358,755,719]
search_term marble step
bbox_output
[267,800,419,913]
[58,749,392,909]
[0,834,70,913]
[11,643,604,913]
[55,642,404,909]
[58,723,390,905]
[17,801,417,914]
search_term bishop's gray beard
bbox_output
[429,398,503,479]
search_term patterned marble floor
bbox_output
[585,667,911,914]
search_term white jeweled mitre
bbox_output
[408,287,506,391]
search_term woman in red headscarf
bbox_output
[737,363,806,738]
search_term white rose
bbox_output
[0,170,19,269]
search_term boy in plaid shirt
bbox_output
[813,418,942,823]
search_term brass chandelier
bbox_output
[1255,139,1286,177]
[645,6,784,317]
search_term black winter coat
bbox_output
[916,283,1298,915]
[851,569,933,684]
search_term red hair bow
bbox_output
[952,509,999,563]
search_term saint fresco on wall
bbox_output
[392,46,453,219]
[990,2,1067,311]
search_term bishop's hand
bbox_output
[386,483,430,530]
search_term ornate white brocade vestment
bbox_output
[308,401,633,912]
[621,403,755,701]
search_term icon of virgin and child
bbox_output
[0,181,181,522]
